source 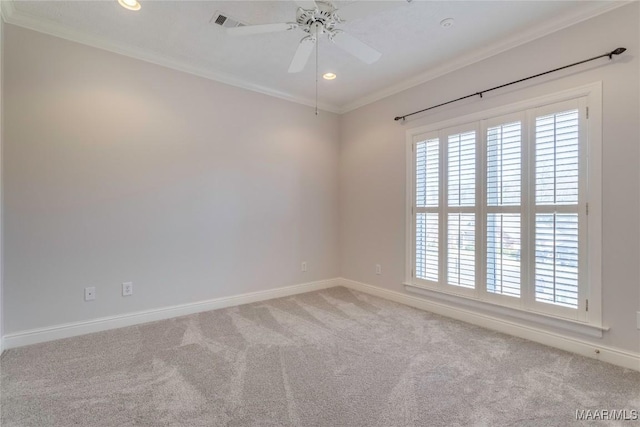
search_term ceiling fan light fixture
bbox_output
[323,72,337,80]
[118,0,141,11]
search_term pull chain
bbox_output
[315,31,319,116]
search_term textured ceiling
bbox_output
[3,0,627,112]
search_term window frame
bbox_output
[405,82,603,333]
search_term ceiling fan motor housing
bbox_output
[296,1,339,35]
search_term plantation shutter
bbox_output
[486,119,522,298]
[534,105,581,309]
[415,137,439,282]
[409,88,598,325]
[446,130,476,288]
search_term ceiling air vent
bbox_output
[211,11,246,28]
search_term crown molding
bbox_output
[338,0,633,114]
[1,0,632,115]
[0,0,342,114]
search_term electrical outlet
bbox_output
[301,262,307,272]
[122,282,133,296]
[84,286,96,301]
[375,264,382,275]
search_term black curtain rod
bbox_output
[394,47,626,122]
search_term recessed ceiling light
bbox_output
[118,0,141,11]
[440,18,454,28]
[323,72,337,80]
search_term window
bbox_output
[407,84,602,327]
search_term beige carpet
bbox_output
[1,287,639,426]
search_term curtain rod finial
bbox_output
[609,47,626,59]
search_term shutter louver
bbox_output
[535,214,579,308]
[448,213,475,288]
[487,122,521,207]
[416,139,439,208]
[487,213,521,297]
[416,213,438,281]
[448,132,476,207]
[536,110,579,205]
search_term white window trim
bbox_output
[405,82,604,336]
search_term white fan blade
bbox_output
[288,37,316,73]
[337,0,406,22]
[226,23,297,36]
[295,0,318,10]
[331,31,381,64]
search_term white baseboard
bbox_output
[4,276,638,372]
[2,278,340,350]
[339,278,640,372]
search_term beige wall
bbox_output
[0,16,4,350]
[3,24,340,333]
[340,3,639,353]
[3,4,639,356]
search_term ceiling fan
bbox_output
[226,0,395,73]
